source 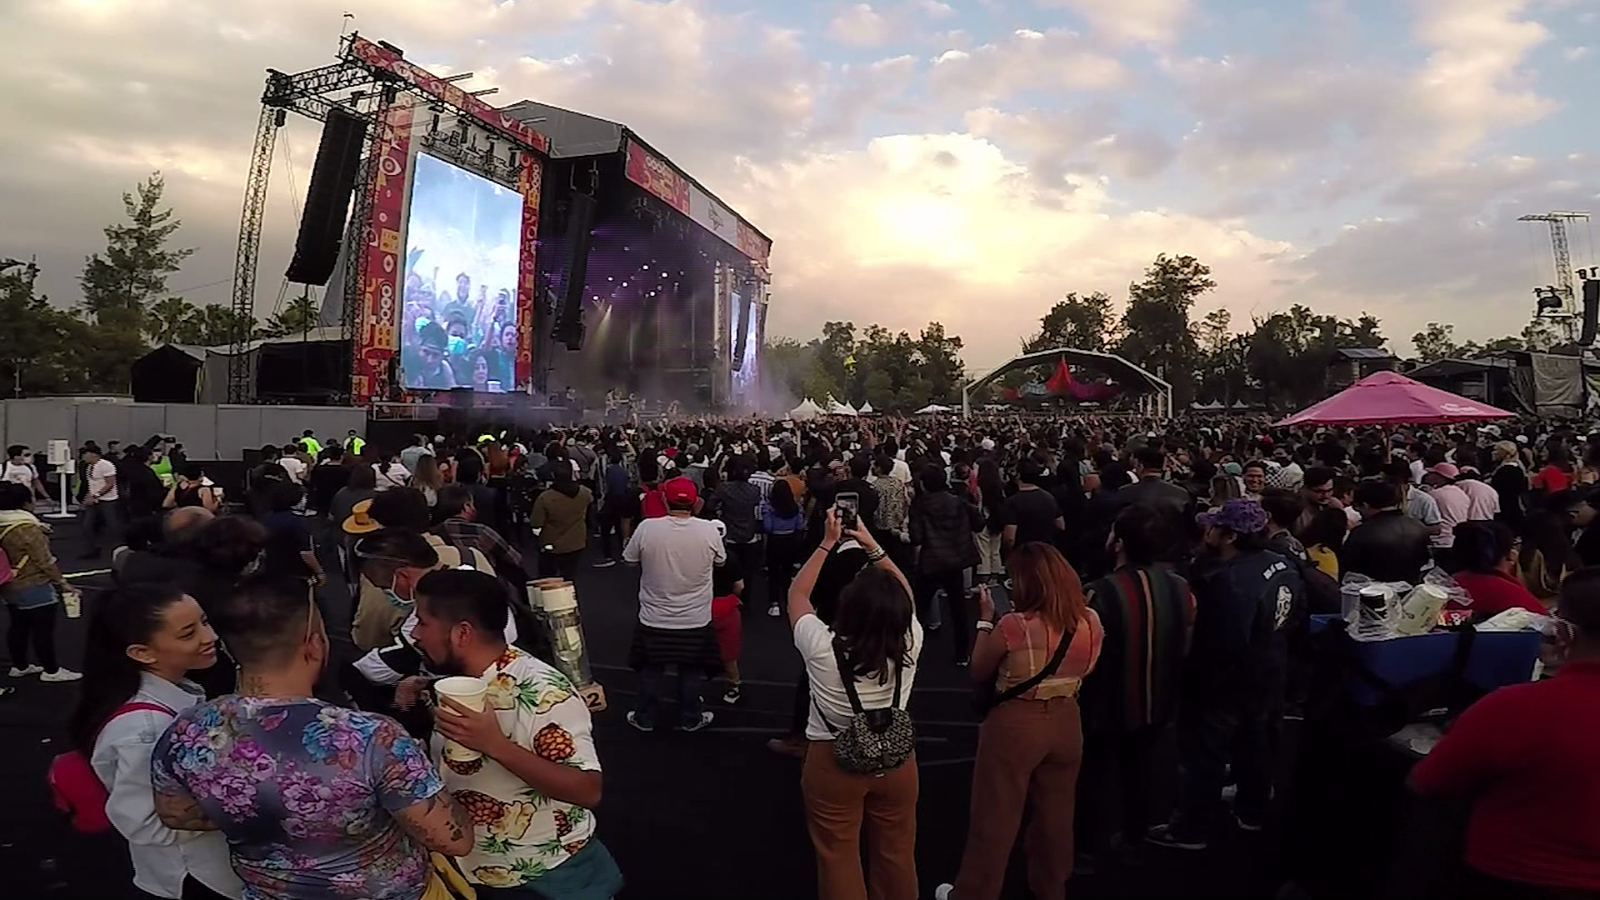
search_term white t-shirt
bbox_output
[87,458,119,501]
[278,456,307,484]
[891,458,912,484]
[2,460,36,487]
[795,613,923,742]
[373,462,410,491]
[623,516,726,629]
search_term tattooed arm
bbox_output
[393,791,475,857]
[153,788,220,832]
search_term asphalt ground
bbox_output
[1,514,1299,900]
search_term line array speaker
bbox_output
[285,108,368,286]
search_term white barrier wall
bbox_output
[2,399,367,461]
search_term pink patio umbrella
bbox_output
[1275,371,1517,427]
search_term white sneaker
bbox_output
[935,885,954,900]
[8,665,42,677]
[40,668,83,683]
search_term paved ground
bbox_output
[1,515,1295,900]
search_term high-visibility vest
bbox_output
[348,436,366,455]
[300,436,323,455]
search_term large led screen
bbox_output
[398,152,524,392]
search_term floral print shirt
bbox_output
[151,697,444,900]
[430,647,601,888]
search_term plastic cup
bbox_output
[61,589,81,619]
[434,676,488,761]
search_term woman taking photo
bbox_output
[790,510,922,900]
[70,586,242,900]
[935,543,1103,900]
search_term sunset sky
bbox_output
[3,0,1597,370]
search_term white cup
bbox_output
[434,675,489,761]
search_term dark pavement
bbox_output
[2,515,1290,900]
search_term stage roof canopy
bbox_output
[966,348,1172,395]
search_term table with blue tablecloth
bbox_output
[1308,614,1541,706]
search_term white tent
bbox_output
[826,395,858,416]
[916,404,953,414]
[858,402,876,415]
[789,398,823,420]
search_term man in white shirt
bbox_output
[80,445,123,558]
[622,476,725,733]
[277,443,308,485]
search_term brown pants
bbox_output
[801,741,920,900]
[952,696,1084,900]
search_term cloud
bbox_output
[1037,0,1192,45]
[1564,45,1590,61]
[928,28,1126,103]
[828,4,892,47]
[964,105,1176,184]
[733,132,1295,366]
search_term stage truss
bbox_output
[228,34,549,404]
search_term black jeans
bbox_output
[541,549,582,582]
[598,500,630,560]
[1076,724,1165,854]
[634,663,706,729]
[1171,690,1280,837]
[916,569,970,659]
[726,539,764,592]
[5,601,59,672]
[766,532,802,611]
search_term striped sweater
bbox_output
[1081,564,1195,733]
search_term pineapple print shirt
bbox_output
[431,647,601,889]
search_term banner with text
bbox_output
[351,97,416,405]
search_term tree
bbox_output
[192,304,260,346]
[1521,318,1562,353]
[1023,292,1117,354]
[79,172,194,391]
[146,296,199,345]
[1411,323,1459,362]
[1119,254,1214,404]
[261,295,320,338]
[915,321,965,404]
[0,259,98,396]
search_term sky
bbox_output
[2,0,1598,373]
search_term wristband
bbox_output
[864,546,887,563]
[817,543,837,555]
[975,620,995,633]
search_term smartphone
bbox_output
[834,491,860,530]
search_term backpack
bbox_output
[0,522,30,587]
[48,701,175,833]
[816,638,915,775]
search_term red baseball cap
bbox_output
[662,476,698,507]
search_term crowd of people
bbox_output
[4,411,1600,900]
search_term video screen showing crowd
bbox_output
[397,153,524,393]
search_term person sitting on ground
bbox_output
[150,578,474,900]
[405,569,625,898]
[1408,567,1600,898]
[71,585,242,900]
[1450,520,1548,618]
[789,509,922,900]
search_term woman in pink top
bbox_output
[936,543,1103,900]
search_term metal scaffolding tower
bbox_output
[1521,210,1590,344]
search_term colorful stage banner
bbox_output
[348,36,550,155]
[515,155,543,390]
[624,139,690,215]
[351,98,416,405]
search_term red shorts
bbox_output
[711,596,742,662]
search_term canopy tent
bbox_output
[858,402,875,415]
[825,395,858,416]
[1275,371,1516,426]
[916,404,953,414]
[789,398,823,420]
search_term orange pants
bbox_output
[801,741,919,900]
[951,696,1084,900]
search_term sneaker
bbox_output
[766,736,807,758]
[8,665,42,677]
[679,711,715,733]
[722,685,742,705]
[1234,813,1264,833]
[1145,824,1208,851]
[935,886,954,900]
[593,559,619,569]
[767,604,781,617]
[625,711,654,733]
[955,657,970,668]
[40,668,83,683]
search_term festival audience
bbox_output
[909,465,982,663]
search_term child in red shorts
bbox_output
[710,564,744,704]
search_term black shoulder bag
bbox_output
[972,624,1073,716]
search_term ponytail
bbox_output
[67,587,187,754]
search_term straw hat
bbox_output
[342,498,380,535]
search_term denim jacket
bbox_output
[91,673,243,899]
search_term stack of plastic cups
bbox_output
[526,579,605,710]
